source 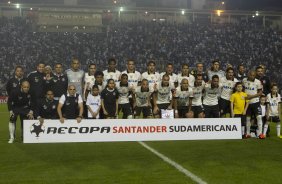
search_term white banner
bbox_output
[23,118,242,143]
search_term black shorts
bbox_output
[135,106,152,118]
[177,106,188,118]
[268,116,280,123]
[246,102,262,116]
[234,114,246,126]
[155,103,171,116]
[105,104,117,118]
[219,98,231,115]
[118,103,133,117]
[191,105,204,118]
[203,104,219,118]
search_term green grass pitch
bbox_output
[0,104,282,184]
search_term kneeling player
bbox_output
[132,79,153,118]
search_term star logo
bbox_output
[30,122,45,137]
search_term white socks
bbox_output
[9,122,15,139]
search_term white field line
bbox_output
[138,141,207,184]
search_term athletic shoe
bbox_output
[8,138,14,143]
[244,134,251,139]
[258,134,265,139]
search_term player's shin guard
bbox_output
[263,124,269,136]
[256,115,263,135]
[246,116,251,135]
[277,124,281,137]
[9,122,15,139]
[127,115,133,119]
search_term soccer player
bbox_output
[103,58,121,85]
[86,85,101,119]
[236,64,247,82]
[36,90,58,124]
[116,74,133,119]
[230,82,249,137]
[83,63,96,100]
[192,62,209,82]
[141,60,160,91]
[66,58,85,96]
[256,65,271,96]
[93,71,105,93]
[45,63,68,100]
[177,64,195,87]
[174,78,193,118]
[263,83,281,137]
[8,81,34,143]
[203,75,222,118]
[153,74,174,118]
[6,66,26,97]
[207,60,225,81]
[191,75,205,118]
[160,63,178,88]
[27,62,45,109]
[57,85,84,124]
[242,71,264,139]
[101,79,119,119]
[132,79,153,119]
[219,67,238,117]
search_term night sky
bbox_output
[226,0,282,11]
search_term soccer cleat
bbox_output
[8,138,14,143]
[244,134,251,139]
[258,134,265,139]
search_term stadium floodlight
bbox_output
[181,10,185,15]
[216,10,223,16]
[8,1,11,4]
[120,7,124,12]
[30,8,33,10]
[221,1,225,5]
[145,11,148,15]
[16,4,20,9]
[255,11,259,16]
[252,15,255,18]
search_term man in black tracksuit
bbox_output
[6,66,27,96]
[8,81,34,143]
[27,63,46,110]
[44,63,68,100]
[36,90,59,124]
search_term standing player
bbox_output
[86,85,101,119]
[263,84,281,137]
[153,74,174,118]
[132,79,153,119]
[236,64,247,82]
[230,82,249,137]
[192,62,209,82]
[116,74,133,119]
[219,67,238,117]
[207,60,225,81]
[256,66,271,96]
[101,79,119,119]
[66,58,85,96]
[160,63,178,88]
[83,63,96,100]
[6,66,26,97]
[174,78,193,118]
[191,75,205,118]
[93,71,105,93]
[203,75,222,118]
[8,81,34,143]
[141,61,160,91]
[242,71,264,139]
[177,64,195,87]
[103,58,121,86]
[45,63,68,100]
[57,85,84,123]
[27,62,45,109]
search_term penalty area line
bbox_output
[138,141,207,184]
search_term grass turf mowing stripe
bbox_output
[138,141,207,184]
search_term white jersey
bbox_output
[266,93,281,116]
[116,82,130,104]
[134,86,153,107]
[160,72,178,88]
[177,74,195,87]
[192,83,205,106]
[66,69,85,96]
[84,73,95,89]
[121,70,141,88]
[141,72,160,91]
[103,70,121,85]
[242,78,262,104]
[59,93,83,104]
[175,86,193,107]
[220,77,238,100]
[203,83,222,106]
[207,70,225,81]
[86,94,101,119]
[261,104,266,117]
[155,82,174,104]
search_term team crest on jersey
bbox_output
[75,99,78,103]
[151,76,154,79]
[113,92,116,96]
[110,75,113,78]
[18,96,23,100]
[130,75,133,79]
[43,105,47,109]
[53,79,57,83]
[62,78,65,81]
[13,83,17,87]
[35,77,39,82]
[52,105,56,109]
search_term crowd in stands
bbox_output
[0,16,282,95]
